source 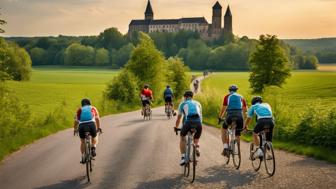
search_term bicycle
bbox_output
[219,118,241,169]
[166,104,173,119]
[144,104,152,120]
[75,128,102,183]
[249,125,276,176]
[175,127,197,183]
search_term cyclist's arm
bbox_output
[244,106,255,129]
[219,105,227,118]
[73,120,79,131]
[244,117,252,130]
[175,114,182,128]
[95,117,101,130]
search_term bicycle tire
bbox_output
[232,140,241,169]
[264,142,275,176]
[250,143,261,172]
[85,141,91,182]
[191,144,196,183]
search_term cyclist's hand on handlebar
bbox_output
[98,128,103,134]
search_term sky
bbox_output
[1,0,336,39]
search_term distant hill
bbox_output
[284,38,336,52]
[284,38,336,63]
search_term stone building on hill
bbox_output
[128,0,233,40]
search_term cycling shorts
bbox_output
[222,111,244,136]
[165,96,172,104]
[254,118,274,142]
[181,118,202,139]
[79,122,97,139]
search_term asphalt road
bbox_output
[0,107,336,189]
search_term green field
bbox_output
[197,71,336,162]
[7,67,119,117]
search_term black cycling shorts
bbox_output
[254,118,274,142]
[181,118,202,139]
[79,122,97,139]
[165,96,172,104]
[142,99,150,107]
[222,111,244,136]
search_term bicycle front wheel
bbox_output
[250,143,261,172]
[264,142,275,176]
[232,140,241,169]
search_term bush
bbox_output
[0,38,32,81]
[105,70,139,103]
[64,43,95,65]
[166,57,190,99]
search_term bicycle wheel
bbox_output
[250,143,261,172]
[232,140,241,169]
[191,144,196,183]
[264,142,275,176]
[85,141,91,182]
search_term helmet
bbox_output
[229,85,238,92]
[81,98,91,106]
[144,84,149,89]
[251,96,262,105]
[166,85,170,88]
[184,90,194,98]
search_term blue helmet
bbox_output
[229,85,238,92]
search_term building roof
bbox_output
[225,5,232,17]
[145,0,153,15]
[180,17,208,24]
[129,19,151,25]
[130,17,209,26]
[150,19,179,25]
[213,1,222,9]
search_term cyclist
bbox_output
[74,98,101,164]
[218,85,247,156]
[174,91,202,166]
[244,96,274,158]
[193,80,199,92]
[163,85,176,116]
[140,84,154,115]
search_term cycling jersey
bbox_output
[163,88,173,98]
[141,89,153,100]
[178,99,202,123]
[223,92,247,111]
[247,103,273,120]
[75,106,100,124]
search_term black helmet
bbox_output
[144,84,149,89]
[166,85,170,88]
[229,85,238,92]
[251,96,262,105]
[81,98,91,106]
[184,90,194,98]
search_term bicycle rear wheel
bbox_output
[85,141,91,182]
[191,144,196,183]
[264,142,275,176]
[232,140,241,169]
[184,162,190,177]
[250,143,261,172]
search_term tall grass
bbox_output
[197,72,336,163]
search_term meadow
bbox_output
[196,71,336,162]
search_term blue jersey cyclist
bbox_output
[163,85,176,115]
[219,85,247,156]
[244,96,275,158]
[174,91,202,166]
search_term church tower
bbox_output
[145,0,154,20]
[224,5,232,34]
[212,1,222,33]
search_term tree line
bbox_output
[8,27,319,70]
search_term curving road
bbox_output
[0,107,335,189]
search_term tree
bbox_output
[0,11,6,33]
[166,57,190,99]
[29,47,48,65]
[178,39,210,70]
[98,27,126,50]
[105,70,139,103]
[95,48,109,65]
[110,43,135,68]
[249,35,291,93]
[0,38,32,81]
[64,43,95,65]
[125,32,166,96]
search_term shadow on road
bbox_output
[35,176,90,189]
[134,165,256,189]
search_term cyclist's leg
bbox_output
[90,122,98,147]
[253,121,264,147]
[222,116,232,146]
[193,120,202,156]
[180,123,189,154]
[265,119,275,142]
[235,116,244,142]
[78,123,87,154]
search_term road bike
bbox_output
[165,104,173,119]
[249,125,276,176]
[175,127,197,183]
[75,129,102,183]
[144,104,152,120]
[219,118,241,169]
